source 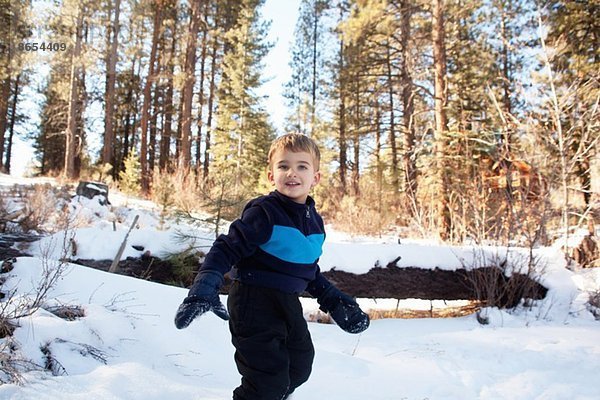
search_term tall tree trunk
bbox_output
[400,0,417,212]
[64,5,84,179]
[352,72,360,196]
[74,44,88,179]
[338,35,347,193]
[139,2,162,193]
[4,73,20,173]
[102,0,121,171]
[179,0,203,173]
[432,0,451,240]
[196,5,209,179]
[121,55,138,173]
[160,24,176,171]
[375,104,383,232]
[499,1,512,154]
[149,28,164,175]
[310,1,319,136]
[386,41,399,195]
[149,60,161,174]
[0,76,10,172]
[203,33,218,183]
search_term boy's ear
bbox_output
[311,171,321,187]
[267,169,275,185]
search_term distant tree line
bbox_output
[0,0,597,242]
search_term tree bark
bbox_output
[4,73,20,173]
[160,21,177,171]
[352,69,360,196]
[195,4,209,179]
[179,0,204,173]
[64,5,84,179]
[400,0,417,212]
[102,0,121,170]
[337,32,347,193]
[203,28,219,183]
[139,2,163,193]
[432,0,451,240]
[385,42,399,195]
[0,76,10,172]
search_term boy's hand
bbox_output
[318,287,370,334]
[174,271,229,329]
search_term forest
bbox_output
[0,0,598,244]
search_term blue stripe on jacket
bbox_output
[259,225,324,264]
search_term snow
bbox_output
[1,174,600,400]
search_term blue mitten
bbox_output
[174,271,229,329]
[307,273,369,334]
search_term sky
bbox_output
[258,0,301,134]
[1,174,600,399]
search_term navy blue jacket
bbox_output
[200,190,326,294]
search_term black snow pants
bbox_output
[228,281,315,400]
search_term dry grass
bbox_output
[306,301,482,324]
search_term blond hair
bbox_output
[268,134,321,171]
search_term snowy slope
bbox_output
[1,175,600,399]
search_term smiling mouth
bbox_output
[286,182,300,186]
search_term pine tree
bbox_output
[119,149,141,196]
[284,0,329,136]
[0,0,33,173]
[542,0,599,208]
[212,0,274,193]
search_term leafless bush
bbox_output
[45,303,85,321]
[327,183,398,237]
[41,338,107,376]
[174,171,247,240]
[0,183,72,234]
[587,291,600,320]
[461,247,547,324]
[40,341,68,376]
[0,221,73,383]
[15,184,63,232]
[0,339,43,384]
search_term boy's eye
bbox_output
[278,165,288,170]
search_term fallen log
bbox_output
[321,265,548,309]
[71,255,548,309]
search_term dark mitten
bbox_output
[308,274,369,334]
[319,286,370,334]
[174,270,229,329]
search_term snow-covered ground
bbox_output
[1,174,599,400]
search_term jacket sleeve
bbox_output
[199,203,273,276]
[306,267,333,299]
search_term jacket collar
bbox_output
[271,190,315,210]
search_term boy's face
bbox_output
[268,149,320,204]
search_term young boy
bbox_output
[174,133,369,400]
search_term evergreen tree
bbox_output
[212,0,274,193]
[119,149,141,196]
[284,0,330,136]
[37,71,69,175]
[542,0,599,208]
[0,0,33,173]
